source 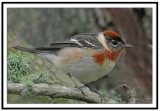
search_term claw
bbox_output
[94,91,105,102]
[85,84,105,102]
[75,85,85,97]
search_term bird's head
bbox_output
[97,31,133,51]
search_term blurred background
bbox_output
[7,8,152,103]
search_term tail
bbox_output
[13,46,39,54]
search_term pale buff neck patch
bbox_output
[97,33,110,51]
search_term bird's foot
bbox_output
[75,85,85,97]
[85,84,105,102]
[93,90,105,102]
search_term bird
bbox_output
[13,30,133,98]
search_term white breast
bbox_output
[59,55,115,84]
[69,57,115,84]
[47,48,116,84]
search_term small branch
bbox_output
[112,84,136,103]
[7,83,118,104]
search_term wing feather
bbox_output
[34,33,102,54]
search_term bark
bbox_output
[7,83,118,104]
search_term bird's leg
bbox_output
[67,73,85,97]
[85,84,105,102]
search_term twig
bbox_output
[7,83,118,104]
[112,84,136,103]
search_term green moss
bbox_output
[53,98,71,103]
[21,74,36,96]
[21,80,34,97]
[115,94,126,104]
[8,52,31,83]
[7,52,34,96]
[20,72,60,97]
[7,52,60,98]
[99,89,126,104]
[8,94,51,103]
[33,72,53,85]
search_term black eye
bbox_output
[112,40,117,45]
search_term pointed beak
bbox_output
[124,44,134,48]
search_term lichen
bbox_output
[7,52,31,83]
[33,72,53,85]
[7,52,59,96]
